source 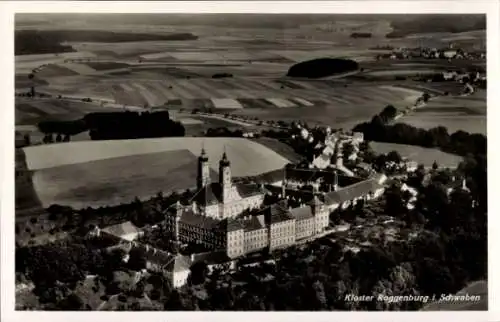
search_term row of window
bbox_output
[271,236,295,247]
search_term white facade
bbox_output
[269,219,296,250]
[243,227,268,253]
[227,229,245,258]
[203,194,265,219]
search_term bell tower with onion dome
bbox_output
[219,147,232,204]
[197,145,210,190]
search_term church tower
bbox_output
[219,149,232,204]
[197,146,210,190]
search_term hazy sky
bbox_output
[16,13,485,30]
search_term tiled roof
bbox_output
[179,208,221,230]
[242,215,266,232]
[265,185,315,201]
[255,168,285,184]
[289,206,314,221]
[101,221,142,240]
[235,183,266,197]
[224,219,245,232]
[323,177,384,205]
[265,202,295,224]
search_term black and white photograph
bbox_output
[2,1,498,319]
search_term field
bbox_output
[369,141,463,168]
[397,92,486,135]
[15,17,486,130]
[15,16,486,211]
[15,98,127,126]
[22,137,292,208]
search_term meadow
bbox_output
[369,141,463,168]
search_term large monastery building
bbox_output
[164,148,386,261]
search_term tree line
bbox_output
[37,111,186,141]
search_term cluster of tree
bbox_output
[37,111,185,140]
[16,238,112,298]
[16,30,198,55]
[212,73,233,78]
[38,119,88,136]
[15,30,76,55]
[205,127,244,137]
[44,190,195,236]
[85,111,185,140]
[377,105,398,123]
[286,58,359,78]
[352,112,486,157]
[350,32,372,38]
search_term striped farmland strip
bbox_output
[190,79,227,99]
[347,87,402,104]
[265,98,297,108]
[274,80,305,89]
[170,80,197,100]
[152,81,178,101]
[16,103,50,117]
[217,79,239,90]
[129,82,162,107]
[216,90,241,99]
[209,79,235,90]
[292,97,314,107]
[177,80,215,99]
[335,87,381,102]
[234,89,257,99]
[237,98,263,109]
[294,88,334,102]
[253,98,280,109]
[211,98,243,109]
[110,84,127,105]
[120,83,147,107]
[35,102,70,114]
[360,87,401,102]
[191,99,215,110]
[238,79,275,91]
[140,81,171,105]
